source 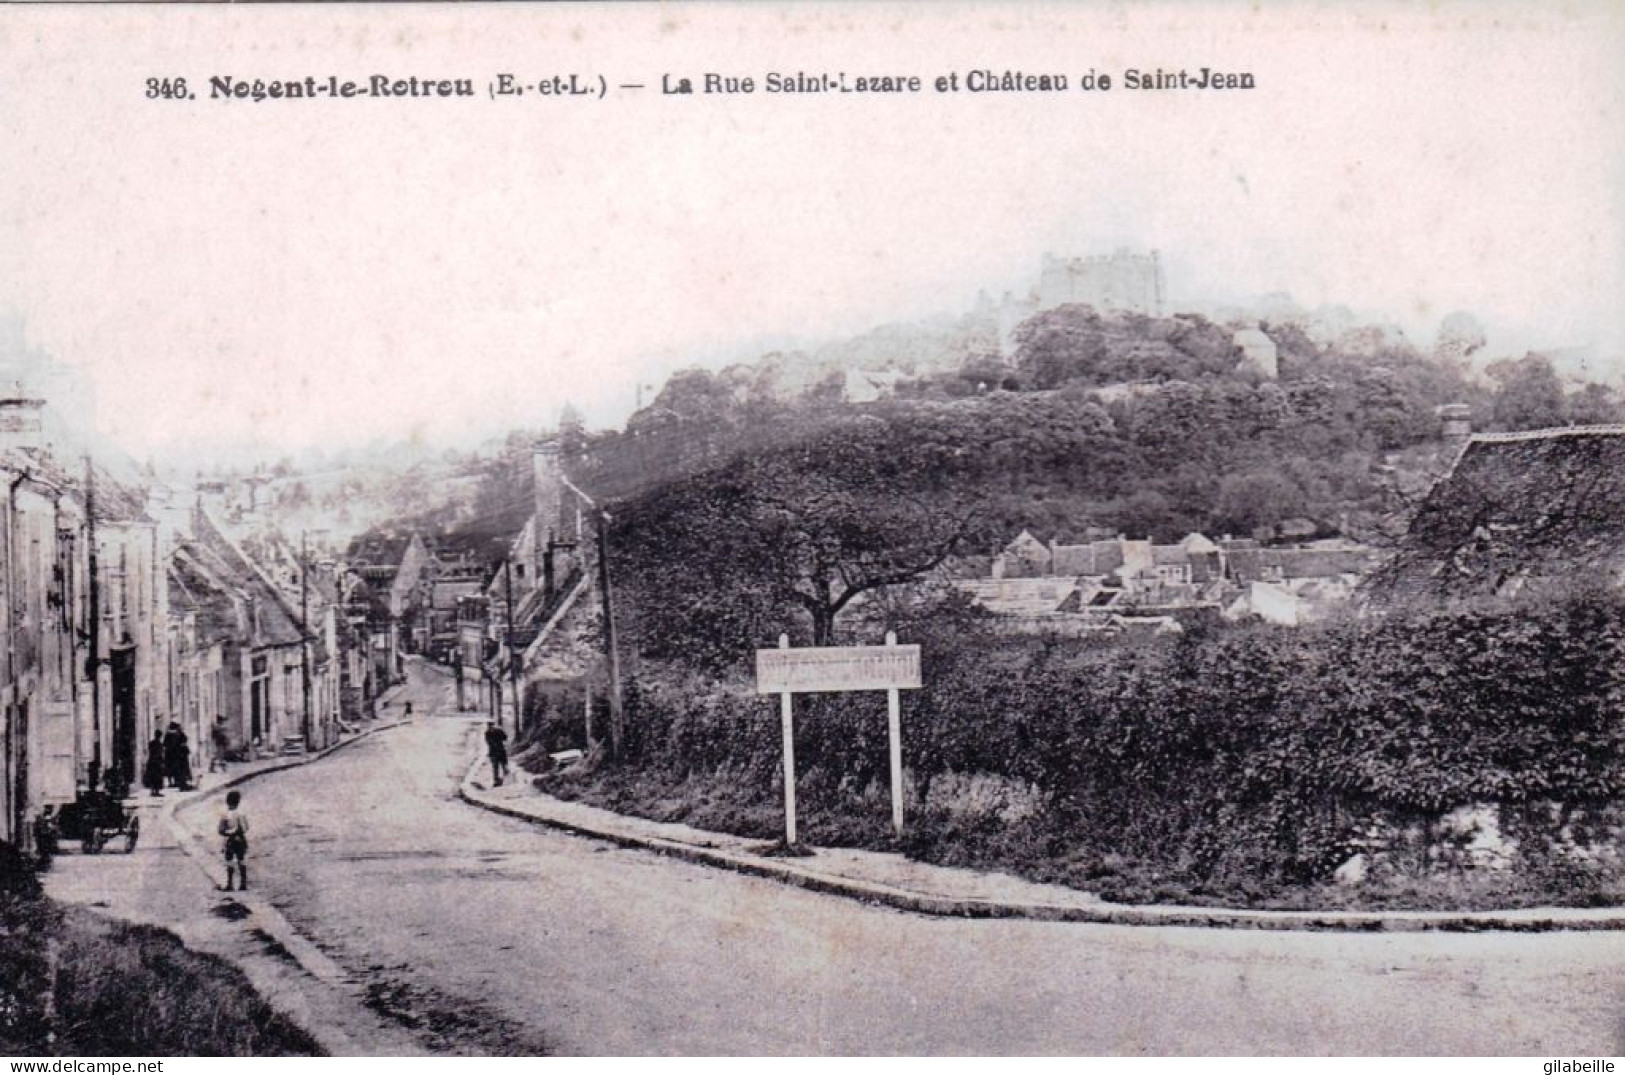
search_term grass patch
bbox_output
[0,845,323,1056]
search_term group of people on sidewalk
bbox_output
[143,716,234,797]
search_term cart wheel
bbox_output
[125,816,141,852]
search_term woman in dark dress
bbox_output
[164,722,193,791]
[144,730,167,797]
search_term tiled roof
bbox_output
[1271,548,1373,579]
[956,578,1080,616]
[0,448,153,524]
[347,533,412,566]
[1050,541,1124,576]
[190,507,305,646]
[431,578,485,611]
[1366,427,1625,601]
[170,543,244,641]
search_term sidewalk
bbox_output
[459,759,1625,934]
[43,711,427,1056]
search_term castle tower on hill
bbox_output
[997,248,1167,359]
[1037,249,1166,318]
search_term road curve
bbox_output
[182,665,1625,1056]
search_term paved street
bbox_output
[171,662,1625,1055]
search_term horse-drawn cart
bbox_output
[57,790,141,853]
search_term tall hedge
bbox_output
[602,592,1625,886]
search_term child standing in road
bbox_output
[219,790,250,891]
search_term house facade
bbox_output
[0,442,92,842]
[0,398,171,840]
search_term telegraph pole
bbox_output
[560,475,624,757]
[596,510,624,757]
[504,558,519,735]
[84,457,101,791]
[300,531,312,748]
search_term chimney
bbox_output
[532,438,563,596]
[1437,403,1473,446]
[195,479,230,521]
[0,392,46,451]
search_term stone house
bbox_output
[0,396,173,837]
[185,507,309,755]
[0,438,93,841]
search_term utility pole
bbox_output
[595,510,624,757]
[503,558,519,735]
[300,531,312,748]
[560,474,623,758]
[84,457,101,792]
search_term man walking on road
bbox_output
[485,720,509,786]
[219,790,250,891]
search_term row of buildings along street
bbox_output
[0,246,1541,850]
[0,392,375,847]
[0,392,599,849]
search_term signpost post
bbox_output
[884,632,905,837]
[776,636,797,847]
[755,633,922,848]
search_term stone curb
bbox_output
[171,717,415,822]
[54,719,424,1055]
[162,718,418,989]
[456,760,1625,934]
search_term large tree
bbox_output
[741,423,987,646]
[613,412,990,669]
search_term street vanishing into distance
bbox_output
[148,661,1625,1056]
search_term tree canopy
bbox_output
[612,411,992,668]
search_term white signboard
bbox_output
[756,634,922,847]
[755,644,922,695]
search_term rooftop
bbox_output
[1366,426,1625,602]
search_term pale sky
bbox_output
[1,0,1621,464]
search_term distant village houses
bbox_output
[962,528,1380,633]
